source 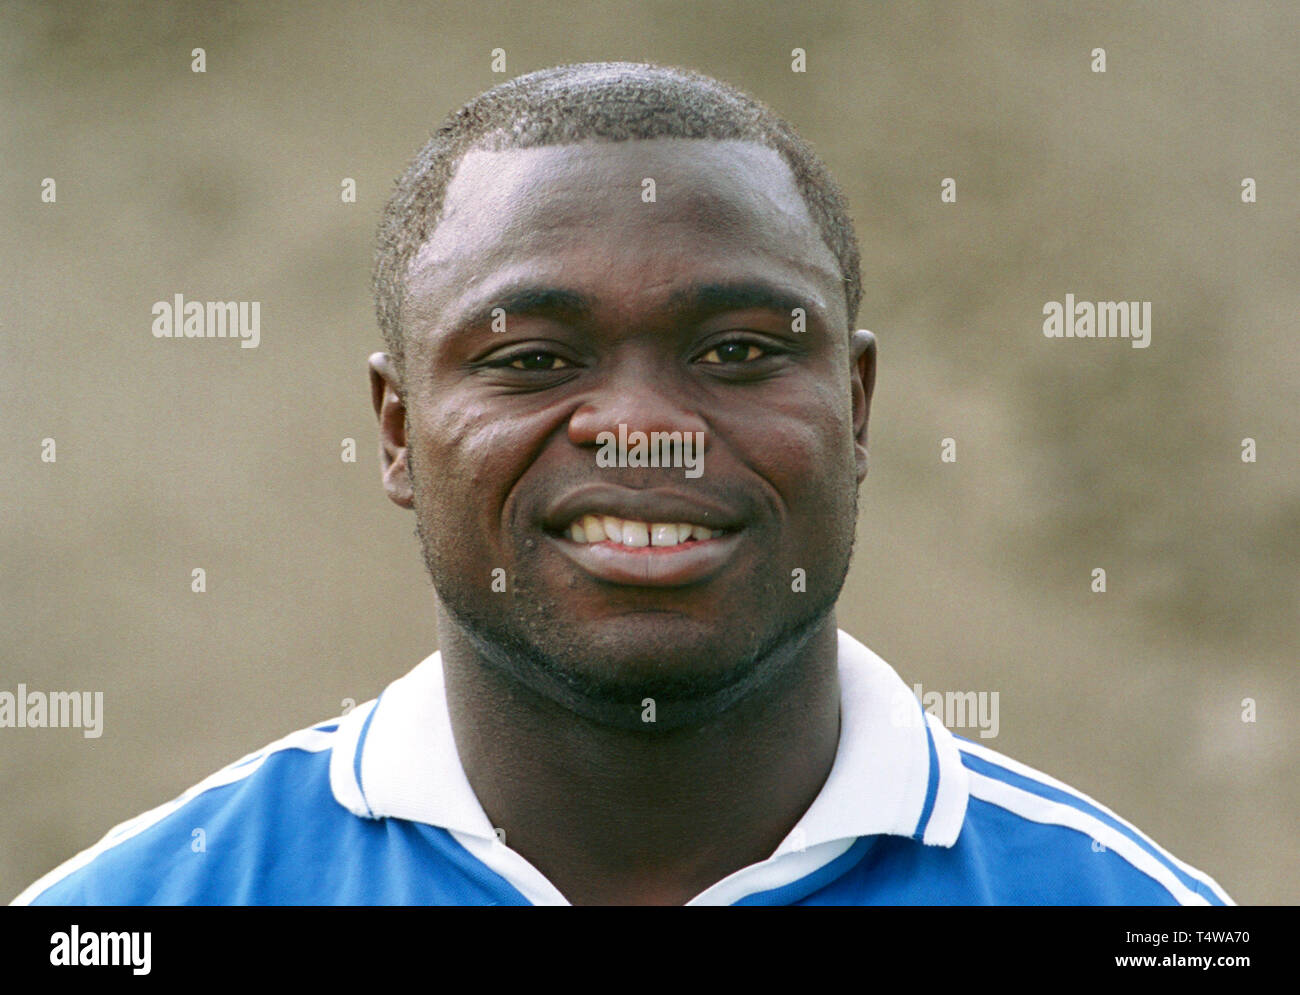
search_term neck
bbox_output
[439,618,842,905]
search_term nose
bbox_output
[567,359,708,451]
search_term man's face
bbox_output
[374,137,874,718]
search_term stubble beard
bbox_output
[409,450,860,727]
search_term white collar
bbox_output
[329,628,969,904]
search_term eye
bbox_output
[698,341,768,364]
[500,351,571,371]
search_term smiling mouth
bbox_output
[560,514,727,549]
[546,515,742,587]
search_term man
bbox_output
[15,62,1231,906]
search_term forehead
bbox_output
[404,138,843,330]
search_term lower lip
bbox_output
[548,532,743,587]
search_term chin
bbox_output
[534,612,783,704]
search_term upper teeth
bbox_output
[566,514,724,547]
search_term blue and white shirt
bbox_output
[13,631,1233,905]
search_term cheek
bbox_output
[409,398,555,535]
[725,381,856,507]
[409,402,501,521]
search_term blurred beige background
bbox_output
[2,0,1296,904]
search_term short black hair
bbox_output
[373,61,861,380]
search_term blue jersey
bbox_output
[13,631,1232,906]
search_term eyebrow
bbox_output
[453,279,823,333]
[667,281,821,323]
[457,287,594,331]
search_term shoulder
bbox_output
[824,631,1234,906]
[12,717,351,905]
[813,732,1234,905]
[804,728,1233,906]
[949,735,1232,905]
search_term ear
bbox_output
[849,329,877,484]
[368,352,413,509]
